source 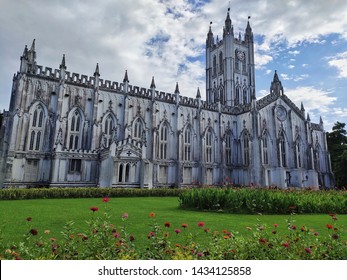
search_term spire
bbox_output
[150,76,156,89]
[270,70,284,95]
[123,70,129,83]
[245,16,253,42]
[94,63,100,76]
[22,45,28,58]
[196,87,201,99]
[206,23,214,47]
[273,70,280,82]
[60,54,66,69]
[307,113,311,122]
[224,8,233,36]
[320,116,323,124]
[174,82,180,94]
[300,102,305,112]
[30,39,36,51]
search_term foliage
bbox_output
[179,188,347,214]
[327,121,347,188]
[0,187,184,200]
[1,199,346,260]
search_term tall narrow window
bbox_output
[219,52,223,73]
[278,134,286,167]
[262,136,269,165]
[243,135,250,166]
[235,87,240,105]
[213,55,217,76]
[206,129,213,163]
[184,127,192,161]
[133,119,143,140]
[69,110,82,150]
[28,104,45,151]
[104,115,114,147]
[118,164,123,182]
[159,124,168,159]
[125,163,130,182]
[294,140,301,168]
[225,134,232,165]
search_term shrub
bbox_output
[179,188,347,214]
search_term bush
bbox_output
[179,188,347,214]
[0,188,185,200]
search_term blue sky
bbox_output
[0,0,346,131]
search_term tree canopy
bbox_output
[327,122,347,188]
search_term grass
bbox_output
[1,197,346,251]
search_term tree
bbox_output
[326,122,347,188]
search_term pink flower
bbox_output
[113,232,120,238]
[304,247,311,254]
[102,197,110,203]
[121,213,129,219]
[197,222,205,227]
[197,252,204,257]
[174,229,181,234]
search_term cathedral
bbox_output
[0,10,334,189]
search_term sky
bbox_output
[1,0,347,131]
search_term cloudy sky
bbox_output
[1,0,346,131]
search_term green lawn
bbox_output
[1,197,346,250]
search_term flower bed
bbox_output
[1,197,346,260]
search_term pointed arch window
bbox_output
[225,134,232,165]
[28,104,45,151]
[206,129,213,163]
[243,134,250,166]
[278,133,287,167]
[243,88,248,104]
[213,55,217,77]
[103,115,114,147]
[235,87,240,106]
[262,135,269,165]
[133,119,143,140]
[294,139,302,168]
[159,123,168,159]
[184,127,192,161]
[69,110,82,150]
[219,52,223,73]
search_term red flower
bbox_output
[197,222,205,227]
[281,243,289,248]
[314,232,319,236]
[147,231,155,239]
[290,225,297,230]
[273,223,278,228]
[304,247,311,254]
[326,224,333,229]
[90,207,98,212]
[113,232,120,238]
[26,217,32,222]
[181,223,188,228]
[197,252,204,257]
[29,229,38,236]
[149,212,155,218]
[164,222,171,228]
[129,235,135,242]
[289,205,295,210]
[259,238,267,244]
[102,197,110,203]
[174,229,181,234]
[332,234,339,240]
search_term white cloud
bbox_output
[328,51,347,78]
[285,86,336,114]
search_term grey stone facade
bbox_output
[0,11,334,189]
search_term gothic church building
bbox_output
[0,10,334,189]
